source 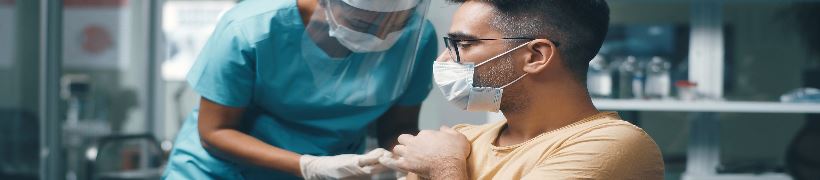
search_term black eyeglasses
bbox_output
[442,37,560,63]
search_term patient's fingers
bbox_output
[397,134,415,145]
[440,126,459,135]
[417,130,434,136]
[393,144,408,157]
[379,151,408,173]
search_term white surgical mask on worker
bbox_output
[433,41,532,112]
[324,2,404,53]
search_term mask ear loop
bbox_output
[498,40,557,89]
[324,0,342,27]
[500,74,527,88]
[476,40,534,67]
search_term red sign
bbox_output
[64,0,127,7]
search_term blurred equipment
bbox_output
[780,88,820,103]
[786,70,820,180]
[0,109,39,180]
[786,3,820,180]
[61,74,112,180]
[87,134,164,180]
[597,24,690,100]
[675,80,699,101]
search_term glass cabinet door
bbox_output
[60,0,159,179]
[0,0,41,179]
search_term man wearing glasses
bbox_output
[379,0,665,179]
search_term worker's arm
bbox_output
[376,105,422,149]
[197,97,303,176]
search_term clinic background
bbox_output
[1,0,819,180]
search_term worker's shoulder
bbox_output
[222,0,295,21]
[211,0,300,45]
[216,0,299,33]
[453,120,506,140]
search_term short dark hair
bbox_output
[447,0,610,83]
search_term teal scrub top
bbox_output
[161,0,438,179]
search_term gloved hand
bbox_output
[300,148,389,180]
[379,150,408,180]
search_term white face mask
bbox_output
[324,3,403,53]
[433,41,532,112]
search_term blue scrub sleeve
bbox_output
[187,22,256,108]
[395,21,438,106]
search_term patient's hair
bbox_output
[446,0,610,84]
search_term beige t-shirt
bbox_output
[452,112,664,180]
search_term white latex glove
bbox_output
[300,148,389,180]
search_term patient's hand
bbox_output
[383,126,470,179]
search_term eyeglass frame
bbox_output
[442,37,560,63]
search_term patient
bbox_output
[380,0,664,179]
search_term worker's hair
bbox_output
[446,0,610,84]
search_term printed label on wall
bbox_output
[62,0,130,70]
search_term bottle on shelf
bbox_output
[587,55,613,98]
[645,56,671,99]
[618,56,643,99]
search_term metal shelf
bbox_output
[592,99,820,113]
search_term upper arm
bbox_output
[521,125,664,180]
[197,97,246,148]
[189,20,255,146]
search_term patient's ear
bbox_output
[522,39,558,74]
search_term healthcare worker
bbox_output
[162,0,436,179]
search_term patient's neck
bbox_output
[497,77,599,146]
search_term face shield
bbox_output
[300,0,431,106]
